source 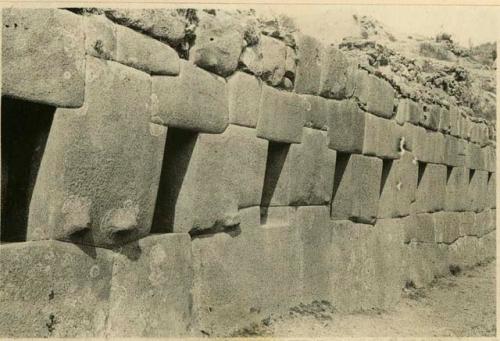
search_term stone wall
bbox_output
[0,8,496,337]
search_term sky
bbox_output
[253,5,498,47]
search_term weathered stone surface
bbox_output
[261,206,294,227]
[412,127,445,164]
[473,209,495,237]
[107,234,193,337]
[327,99,366,153]
[189,12,245,77]
[302,94,329,130]
[487,172,496,209]
[115,24,179,75]
[152,61,228,133]
[362,114,403,159]
[446,236,482,268]
[227,71,261,128]
[433,211,462,244]
[319,46,355,99]
[353,70,395,118]
[483,145,496,172]
[330,219,405,312]
[294,34,323,95]
[292,206,332,303]
[84,14,117,60]
[465,142,485,170]
[403,241,448,288]
[262,128,336,206]
[331,154,382,224]
[448,105,460,137]
[191,207,303,336]
[444,135,465,167]
[378,152,418,218]
[256,85,305,143]
[395,99,422,125]
[420,104,440,131]
[444,166,469,212]
[28,57,166,247]
[438,106,451,133]
[457,211,476,236]
[403,213,435,243]
[0,241,113,337]
[104,9,187,46]
[466,170,488,212]
[2,9,85,107]
[240,35,286,86]
[412,163,446,214]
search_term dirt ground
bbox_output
[234,259,496,337]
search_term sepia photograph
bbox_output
[0,1,497,338]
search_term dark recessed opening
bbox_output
[446,165,453,183]
[380,159,393,196]
[260,142,290,224]
[151,127,198,234]
[330,152,351,216]
[417,161,427,188]
[1,97,55,242]
[487,171,493,183]
[469,169,475,184]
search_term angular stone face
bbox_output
[256,85,305,143]
[261,128,336,207]
[438,106,451,133]
[115,24,180,75]
[433,212,462,244]
[319,46,355,99]
[444,135,465,167]
[457,211,476,236]
[487,172,496,209]
[2,9,85,108]
[395,99,422,125]
[473,209,495,237]
[482,145,496,172]
[294,34,323,95]
[403,242,448,288]
[444,166,469,212]
[448,105,460,137]
[227,71,261,128]
[378,152,418,218]
[412,127,445,164]
[331,154,382,224]
[467,170,489,212]
[191,207,303,336]
[0,241,113,337]
[420,104,440,131]
[152,61,228,133]
[302,94,329,130]
[240,35,286,86]
[403,213,435,243]
[465,142,485,170]
[412,163,446,214]
[353,70,395,118]
[330,219,405,312]
[107,234,193,337]
[27,57,167,248]
[362,114,403,159]
[189,12,245,77]
[327,99,366,153]
[84,14,117,60]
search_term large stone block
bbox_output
[240,35,286,86]
[353,70,395,118]
[467,170,489,212]
[319,46,355,99]
[327,99,366,153]
[483,145,496,173]
[302,94,329,130]
[227,71,261,128]
[457,211,476,236]
[403,242,448,288]
[256,85,305,143]
[191,207,303,336]
[420,104,440,131]
[473,209,495,237]
[189,12,245,77]
[487,172,496,209]
[84,14,117,60]
[330,219,405,312]
[362,114,403,159]
[395,99,422,125]
[291,206,332,303]
[294,34,323,95]
[28,57,166,248]
[378,152,418,218]
[444,166,469,212]
[433,212,462,244]
[403,213,435,243]
[107,234,193,337]
[412,163,446,214]
[438,106,451,133]
[465,142,485,170]
[412,127,445,164]
[115,24,179,75]
[152,61,228,133]
[444,135,465,167]
[331,154,382,224]
[262,128,336,206]
[2,9,85,107]
[446,236,482,268]
[448,105,460,137]
[0,241,113,337]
